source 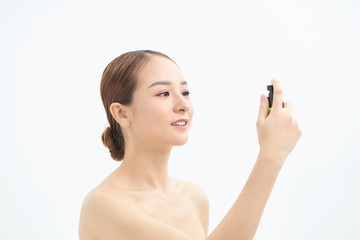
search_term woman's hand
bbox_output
[256,79,302,167]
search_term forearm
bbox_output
[207,151,283,240]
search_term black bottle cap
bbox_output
[267,85,273,108]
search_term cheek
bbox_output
[135,101,169,126]
[189,102,195,118]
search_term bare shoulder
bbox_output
[176,179,209,236]
[79,186,134,239]
[177,179,209,205]
[80,186,130,215]
[79,184,197,240]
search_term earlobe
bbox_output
[109,102,131,128]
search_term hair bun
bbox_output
[101,127,125,161]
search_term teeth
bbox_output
[173,121,186,126]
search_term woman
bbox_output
[79,50,302,240]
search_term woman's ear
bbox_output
[109,102,131,128]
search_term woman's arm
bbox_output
[207,151,283,240]
[207,80,302,240]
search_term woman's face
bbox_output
[126,55,194,148]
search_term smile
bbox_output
[171,119,188,129]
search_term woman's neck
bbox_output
[113,141,174,193]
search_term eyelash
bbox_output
[157,91,191,97]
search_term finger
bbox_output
[271,79,283,110]
[284,101,294,115]
[257,94,269,123]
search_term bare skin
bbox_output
[79,176,208,240]
[79,55,302,240]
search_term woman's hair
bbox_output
[100,50,176,161]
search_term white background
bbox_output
[1,0,359,239]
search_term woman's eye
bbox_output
[182,90,191,96]
[158,92,169,97]
[157,91,190,97]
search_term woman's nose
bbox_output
[174,95,191,112]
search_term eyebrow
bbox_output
[147,80,188,89]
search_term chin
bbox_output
[168,135,189,147]
[173,140,188,146]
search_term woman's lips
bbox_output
[172,124,187,129]
[171,119,188,129]
[171,119,189,125]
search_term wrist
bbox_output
[257,150,286,170]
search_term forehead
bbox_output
[136,55,185,88]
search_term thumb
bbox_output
[257,94,269,123]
